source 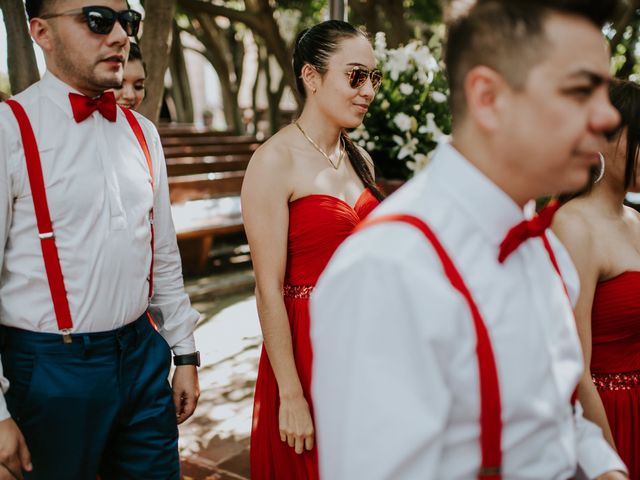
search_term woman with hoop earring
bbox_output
[553,78,640,479]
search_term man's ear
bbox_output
[464,65,509,132]
[30,18,54,52]
[300,63,320,95]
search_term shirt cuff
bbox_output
[0,394,11,422]
[169,333,196,356]
[577,431,628,479]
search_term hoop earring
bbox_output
[595,152,605,183]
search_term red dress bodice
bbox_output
[591,271,640,374]
[284,189,379,286]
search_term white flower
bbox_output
[380,99,390,111]
[393,113,413,132]
[397,137,418,160]
[392,135,404,146]
[399,83,414,95]
[406,152,431,172]
[374,32,387,61]
[424,112,444,141]
[430,91,447,103]
[386,48,410,81]
[366,141,376,151]
[412,45,439,71]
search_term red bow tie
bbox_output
[69,91,117,123]
[498,199,560,263]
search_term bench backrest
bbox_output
[169,171,245,204]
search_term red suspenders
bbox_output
[356,213,503,479]
[5,100,74,336]
[356,214,577,478]
[5,100,155,339]
[121,106,155,301]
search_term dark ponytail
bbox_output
[341,131,385,202]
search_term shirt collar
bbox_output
[427,141,526,246]
[40,71,93,120]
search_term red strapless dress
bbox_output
[591,271,640,480]
[250,189,379,480]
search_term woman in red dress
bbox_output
[241,20,384,480]
[553,78,640,479]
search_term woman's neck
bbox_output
[295,112,342,153]
[589,179,627,217]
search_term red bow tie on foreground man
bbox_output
[69,91,117,123]
[498,199,560,263]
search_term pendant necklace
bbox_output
[295,121,344,170]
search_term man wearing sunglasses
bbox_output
[0,1,200,479]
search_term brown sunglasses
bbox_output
[347,66,383,92]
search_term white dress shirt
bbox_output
[0,72,199,419]
[311,142,626,479]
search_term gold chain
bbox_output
[295,121,344,170]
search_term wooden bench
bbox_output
[166,154,251,177]
[163,142,260,159]
[157,124,233,137]
[161,134,258,147]
[169,171,246,275]
[162,129,262,276]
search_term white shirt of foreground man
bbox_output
[310,143,626,480]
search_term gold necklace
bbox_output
[295,121,344,170]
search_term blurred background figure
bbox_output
[112,42,146,110]
[553,78,640,480]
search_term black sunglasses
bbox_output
[41,6,142,37]
[346,66,383,92]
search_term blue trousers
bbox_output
[1,313,179,480]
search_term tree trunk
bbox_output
[381,0,410,47]
[138,0,177,123]
[168,24,194,123]
[0,0,39,93]
[350,0,383,38]
[178,0,298,104]
[184,13,243,133]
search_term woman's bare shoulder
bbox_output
[553,199,598,250]
[246,127,299,174]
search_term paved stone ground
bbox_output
[179,269,260,480]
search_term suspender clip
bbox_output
[61,329,72,344]
[479,466,501,477]
[38,231,55,240]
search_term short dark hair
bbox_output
[445,0,619,121]
[25,0,51,21]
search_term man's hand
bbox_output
[171,365,200,424]
[596,471,628,480]
[0,418,31,480]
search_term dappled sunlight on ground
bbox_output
[179,295,261,478]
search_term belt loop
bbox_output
[82,334,92,358]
